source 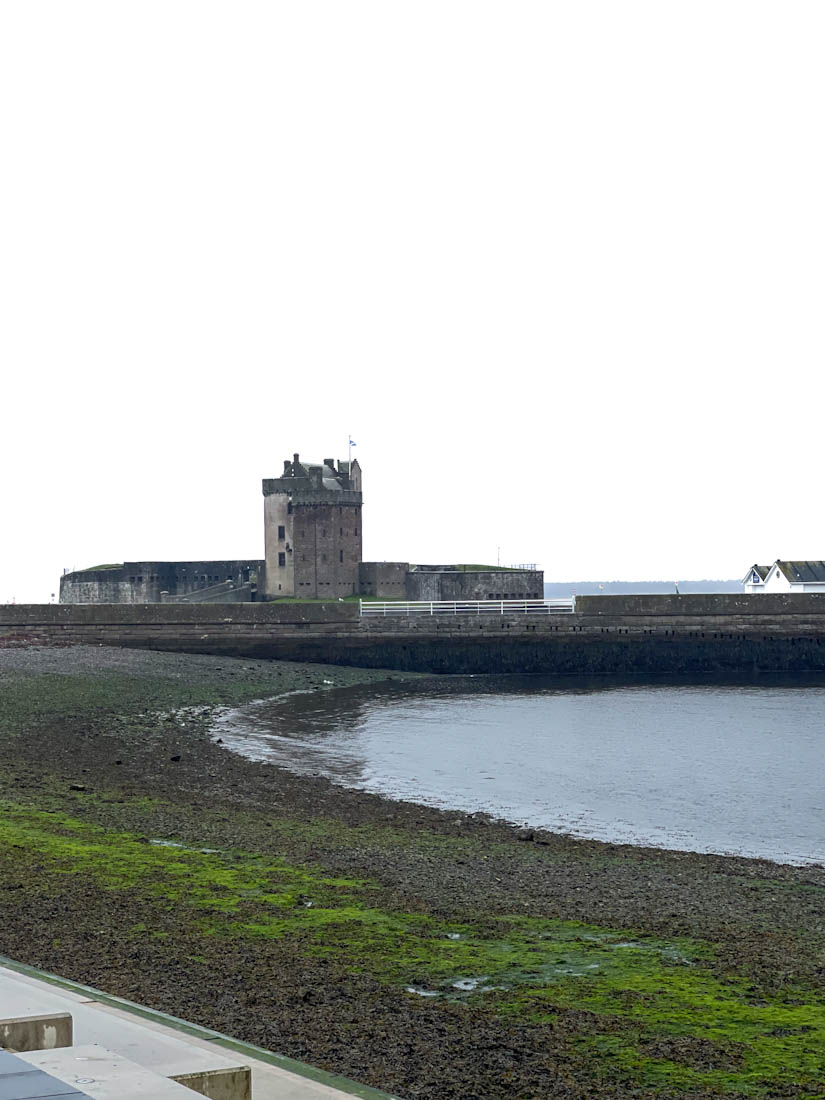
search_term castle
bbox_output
[263,454,363,599]
[60,454,543,604]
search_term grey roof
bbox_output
[750,564,770,580]
[775,560,825,583]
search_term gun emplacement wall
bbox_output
[5,594,825,674]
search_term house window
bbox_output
[278,525,285,540]
[278,552,286,567]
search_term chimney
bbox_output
[283,460,290,473]
[293,453,300,464]
[323,457,335,469]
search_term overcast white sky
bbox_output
[2,2,824,603]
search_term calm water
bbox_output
[212,675,825,865]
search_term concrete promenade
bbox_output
[0,958,395,1099]
[4,594,825,673]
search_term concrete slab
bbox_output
[89,1004,349,1100]
[0,973,94,1007]
[0,1046,88,1098]
[19,1045,204,1098]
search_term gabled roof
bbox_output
[741,564,770,584]
[774,560,825,584]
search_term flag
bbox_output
[349,438,356,446]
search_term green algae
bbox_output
[3,800,825,1095]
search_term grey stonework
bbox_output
[404,567,544,602]
[359,563,543,601]
[60,561,262,605]
[262,454,363,599]
[11,595,825,675]
[358,562,409,598]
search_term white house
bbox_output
[742,564,770,593]
[743,560,825,593]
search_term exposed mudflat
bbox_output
[1,645,824,1099]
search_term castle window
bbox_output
[354,527,359,535]
[340,527,343,536]
[339,550,343,563]
[278,552,286,567]
[322,529,326,537]
[321,554,327,562]
[287,502,293,514]
[278,525,285,540]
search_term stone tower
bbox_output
[262,454,363,599]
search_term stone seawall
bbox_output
[5,596,825,673]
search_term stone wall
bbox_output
[575,593,825,616]
[263,495,363,600]
[10,595,825,674]
[292,503,362,598]
[59,561,262,604]
[359,562,409,598]
[262,455,362,599]
[405,569,544,601]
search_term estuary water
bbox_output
[213,674,825,865]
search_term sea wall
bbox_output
[6,595,825,673]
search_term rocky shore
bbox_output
[1,645,825,1099]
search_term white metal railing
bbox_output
[360,598,575,616]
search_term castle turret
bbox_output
[262,454,363,599]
